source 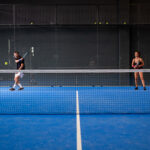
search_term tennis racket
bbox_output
[22,52,28,59]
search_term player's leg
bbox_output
[17,72,24,90]
[10,72,24,91]
[134,72,139,90]
[139,72,146,90]
[15,76,19,85]
[9,73,19,91]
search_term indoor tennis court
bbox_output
[0,0,150,150]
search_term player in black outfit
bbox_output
[10,51,25,91]
[132,51,146,90]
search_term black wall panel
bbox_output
[0,4,13,24]
[57,5,97,24]
[131,26,150,68]
[0,0,117,5]
[5,26,97,69]
[1,2,150,25]
[0,25,150,69]
[0,26,120,69]
[15,5,56,25]
[0,27,12,69]
[98,27,119,68]
[130,2,150,24]
[119,27,130,69]
[98,4,117,24]
[119,0,129,24]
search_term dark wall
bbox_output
[0,0,118,5]
[130,25,150,68]
[0,1,150,25]
[1,25,150,69]
[0,1,150,70]
[0,25,119,69]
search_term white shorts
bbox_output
[15,72,24,78]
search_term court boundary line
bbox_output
[76,90,82,150]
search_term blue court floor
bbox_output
[0,87,150,150]
[0,115,150,150]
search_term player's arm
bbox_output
[138,58,144,68]
[15,58,24,63]
[19,63,24,70]
[132,59,136,68]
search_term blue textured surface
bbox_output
[0,87,76,114]
[0,86,150,150]
[78,86,150,114]
[80,114,150,150]
[0,115,76,150]
[0,115,150,150]
[0,86,150,114]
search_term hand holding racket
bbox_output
[135,61,140,69]
[17,52,28,62]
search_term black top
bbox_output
[15,56,25,70]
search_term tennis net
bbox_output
[0,69,150,114]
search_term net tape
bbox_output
[0,69,150,74]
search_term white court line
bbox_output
[76,90,82,150]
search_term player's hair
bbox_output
[14,51,19,54]
[135,51,141,57]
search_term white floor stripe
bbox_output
[76,90,82,150]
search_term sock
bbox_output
[13,83,17,88]
[18,83,23,88]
